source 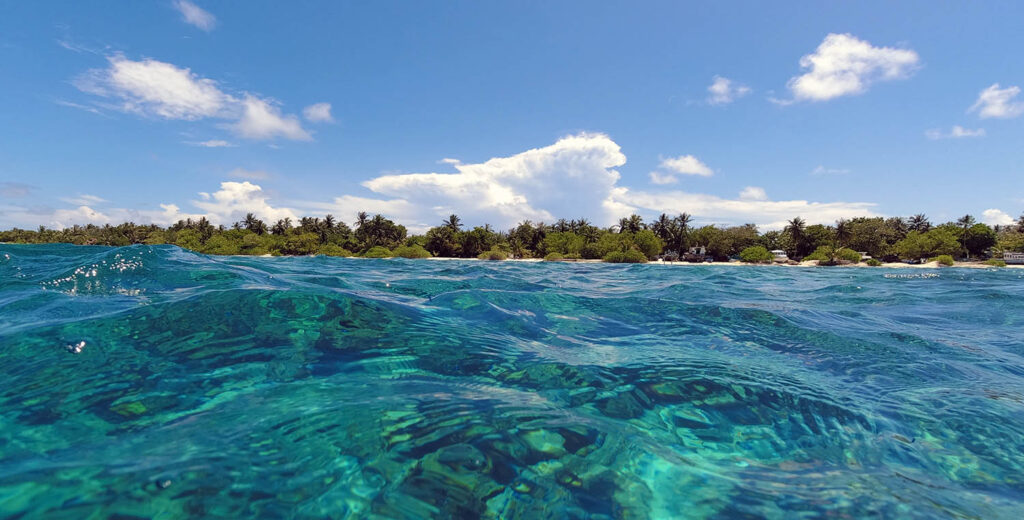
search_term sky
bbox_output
[1,1,1022,233]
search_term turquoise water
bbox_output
[2,244,1023,519]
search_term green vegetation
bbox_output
[603,249,648,263]
[866,259,882,267]
[477,248,508,261]
[933,254,955,266]
[543,252,564,261]
[392,245,431,259]
[984,259,1007,267]
[363,246,392,258]
[4,211,1023,267]
[739,246,773,263]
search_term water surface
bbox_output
[2,244,1023,518]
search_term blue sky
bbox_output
[1,1,1022,232]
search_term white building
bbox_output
[1005,252,1024,265]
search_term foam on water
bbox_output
[1,244,1023,518]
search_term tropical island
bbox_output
[3,211,1023,267]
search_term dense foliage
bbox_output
[739,246,773,263]
[3,211,1023,264]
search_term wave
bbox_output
[1,244,1023,518]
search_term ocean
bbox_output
[1,244,1023,518]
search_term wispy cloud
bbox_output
[811,165,850,175]
[0,182,35,198]
[969,83,1024,119]
[925,125,985,140]
[302,102,334,123]
[228,168,272,180]
[173,0,217,32]
[54,99,107,116]
[706,76,751,105]
[187,139,235,147]
[60,194,107,205]
[785,33,919,102]
[74,55,313,141]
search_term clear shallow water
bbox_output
[1,244,1023,519]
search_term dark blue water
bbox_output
[2,244,1023,518]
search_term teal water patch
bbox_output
[2,244,1024,518]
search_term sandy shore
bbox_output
[419,256,1022,268]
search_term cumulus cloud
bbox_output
[74,55,311,140]
[232,96,312,141]
[982,208,1015,226]
[969,83,1024,119]
[616,189,878,230]
[52,206,113,229]
[706,76,751,105]
[925,125,985,140]
[6,135,881,233]
[787,33,919,102]
[362,133,629,230]
[739,186,768,201]
[303,102,334,123]
[658,155,714,177]
[190,181,298,224]
[173,0,216,31]
[350,134,874,231]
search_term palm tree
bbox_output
[324,214,336,230]
[354,211,369,229]
[785,217,807,257]
[957,214,976,258]
[444,214,462,232]
[908,214,931,232]
[1017,213,1024,233]
[835,219,850,248]
[650,214,672,242]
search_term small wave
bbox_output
[1,244,1023,518]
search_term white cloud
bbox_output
[302,102,334,123]
[649,171,679,185]
[4,135,881,234]
[52,206,112,229]
[188,139,235,147]
[228,168,271,180]
[739,186,768,201]
[617,189,878,230]
[232,95,312,141]
[77,55,229,120]
[969,83,1024,119]
[60,194,107,205]
[982,208,1014,226]
[925,125,985,140]
[173,0,216,32]
[190,181,298,224]
[354,134,872,231]
[362,133,628,230]
[74,55,311,140]
[811,165,850,175]
[787,33,919,102]
[659,155,714,177]
[706,76,751,105]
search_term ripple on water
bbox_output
[1,244,1023,518]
